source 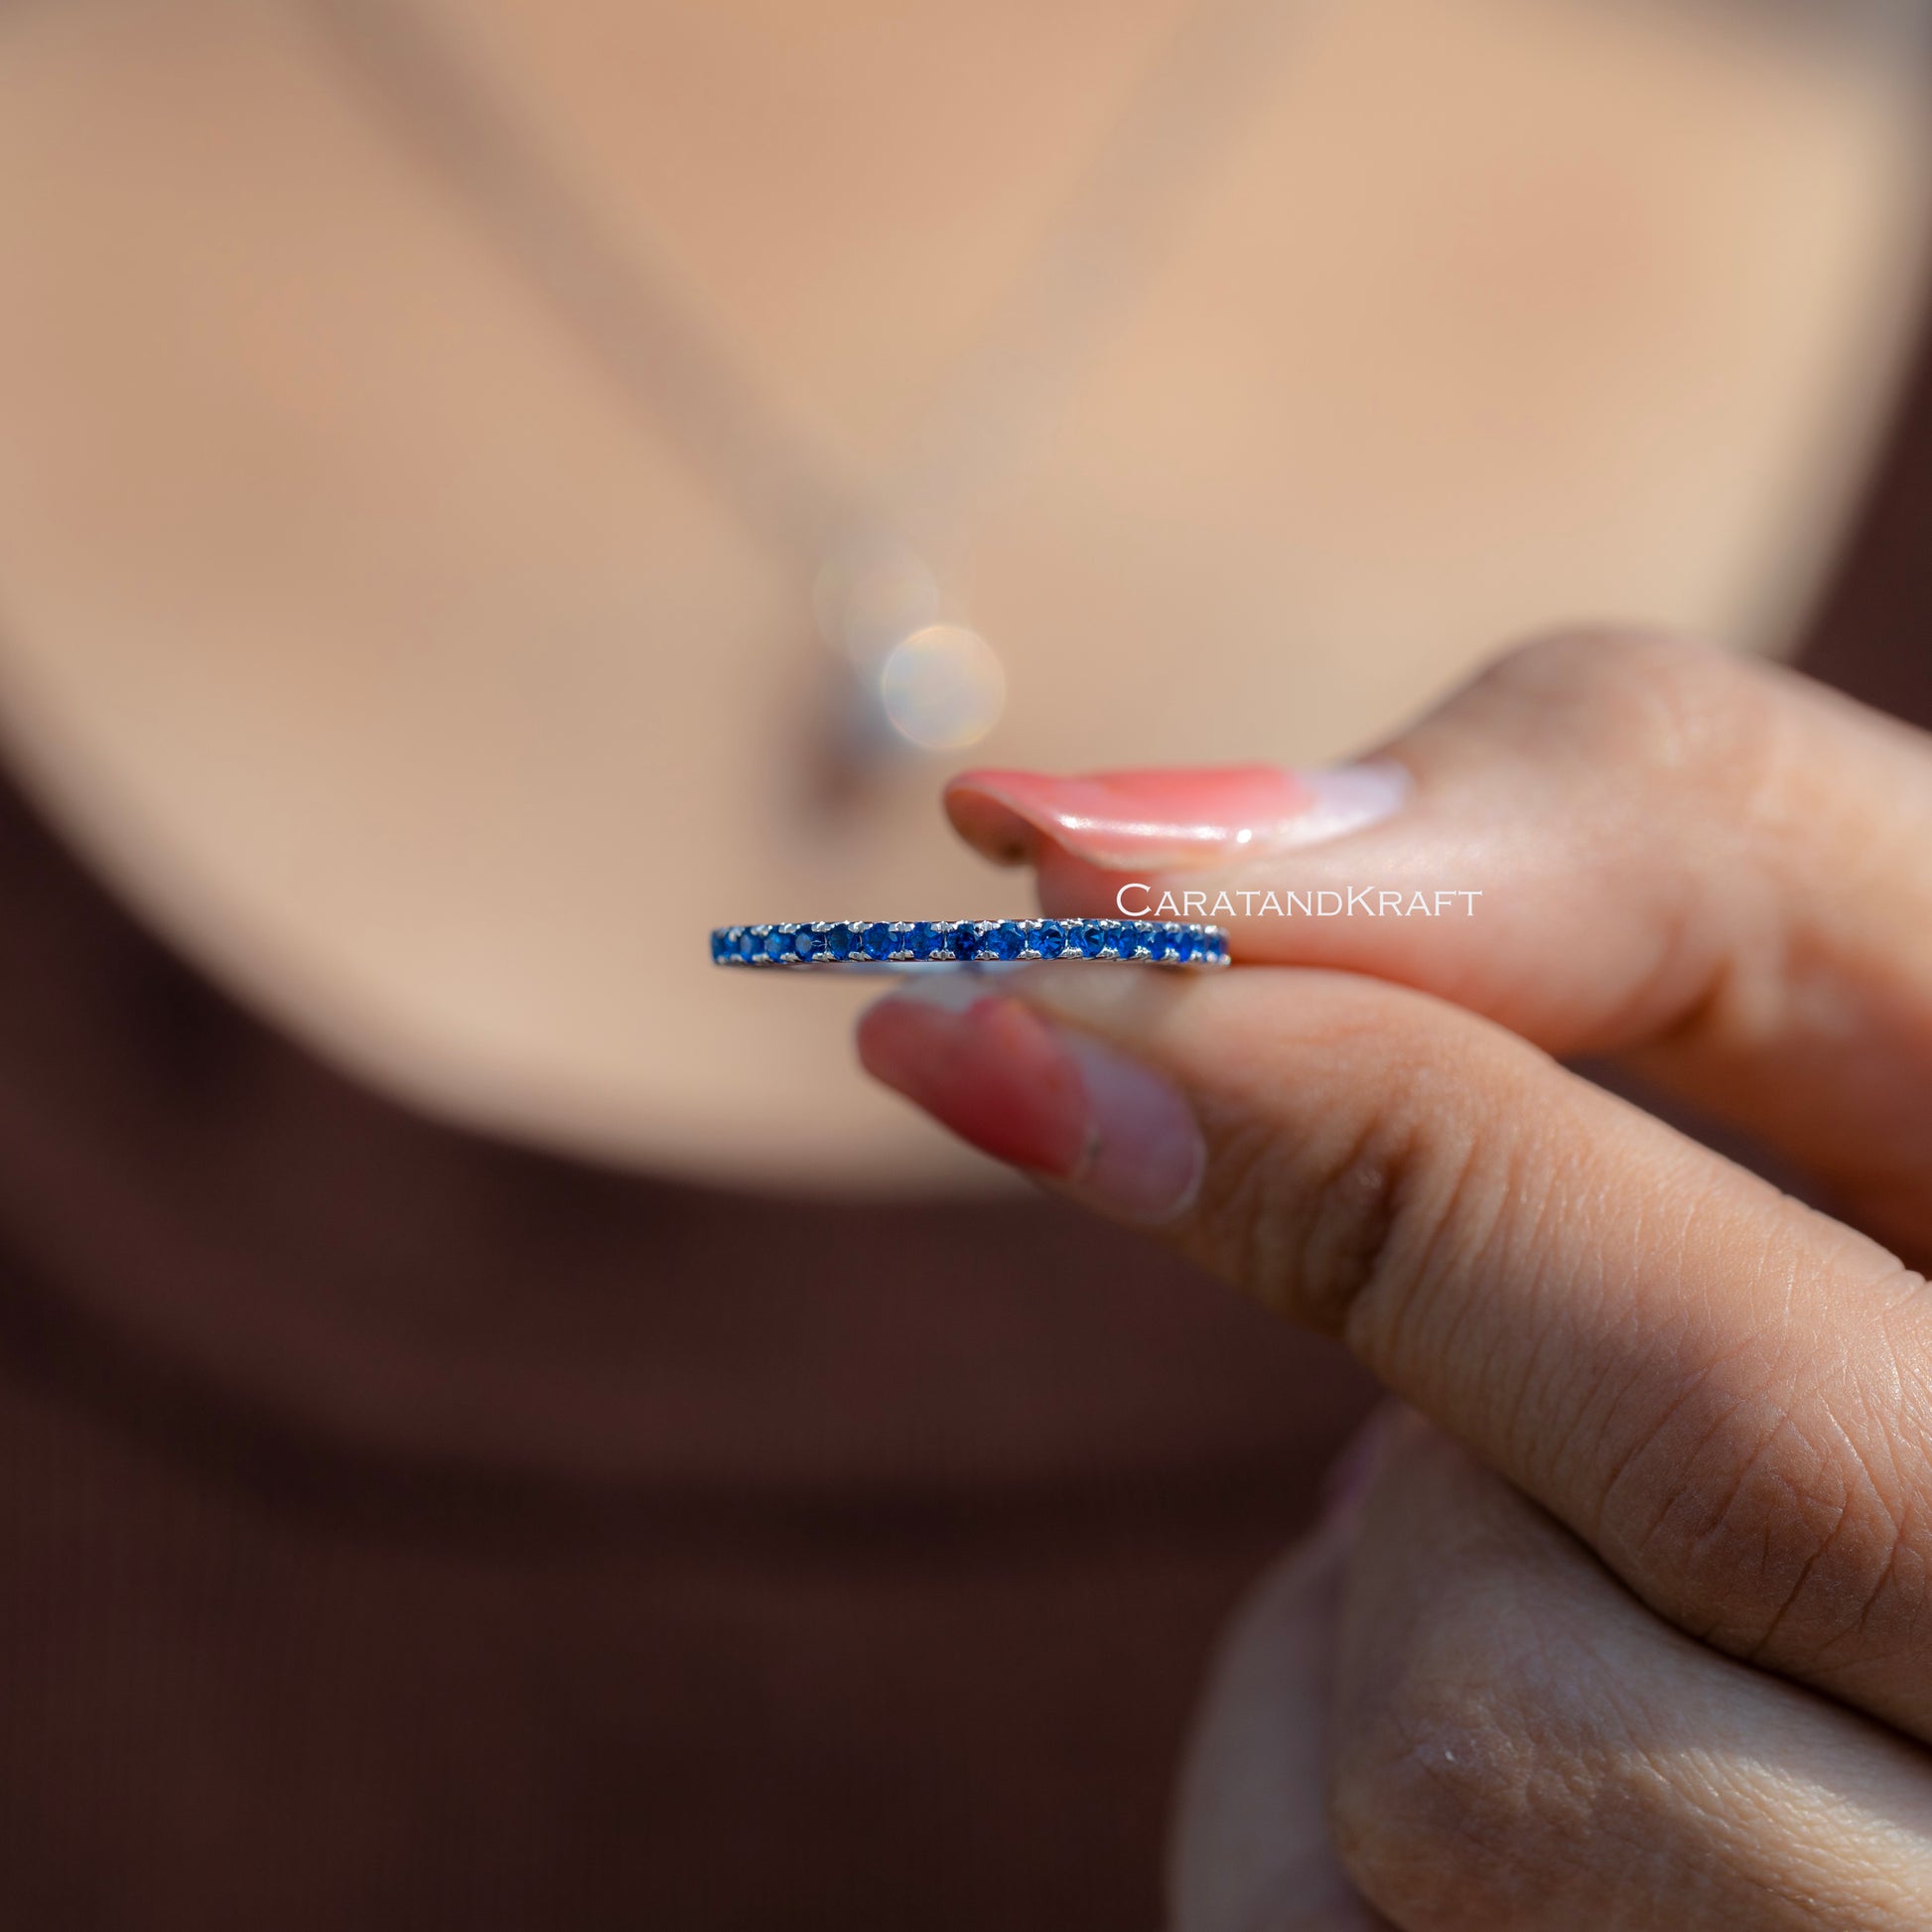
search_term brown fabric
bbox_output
[0,317,1924,1932]
[0,718,1375,1926]
[1797,313,1932,723]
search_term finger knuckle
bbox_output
[1252,1103,1422,1335]
[1197,1020,1516,1343]
[1466,628,1775,808]
[1327,1615,1590,1929]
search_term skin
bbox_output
[0,0,1928,1184]
[859,633,1932,1926]
[2,0,1931,1899]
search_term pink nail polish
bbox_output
[946,761,1410,872]
[857,991,1204,1224]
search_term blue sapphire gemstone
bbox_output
[712,917,1227,968]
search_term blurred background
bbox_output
[2,0,1929,1187]
[1,3,1931,1928]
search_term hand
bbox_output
[857,633,1932,1928]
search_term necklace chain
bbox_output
[299,0,1309,755]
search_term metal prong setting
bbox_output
[710,918,1230,968]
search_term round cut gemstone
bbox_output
[712,916,1233,968]
[983,920,1020,960]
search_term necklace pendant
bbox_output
[812,533,1005,757]
[874,621,1005,753]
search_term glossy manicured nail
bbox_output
[856,988,1204,1224]
[945,761,1411,871]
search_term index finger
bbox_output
[858,963,1932,1744]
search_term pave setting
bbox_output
[710,919,1230,969]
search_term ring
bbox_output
[711,918,1229,969]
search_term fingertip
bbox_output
[942,771,1047,867]
[856,978,1205,1223]
[855,988,1091,1176]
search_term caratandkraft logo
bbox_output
[1116,884,1482,918]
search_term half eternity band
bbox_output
[711,918,1229,969]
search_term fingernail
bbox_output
[1317,1404,1404,1524]
[856,988,1204,1224]
[945,760,1411,871]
